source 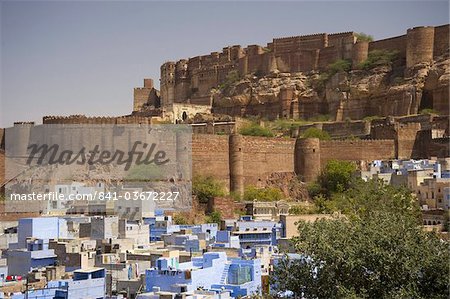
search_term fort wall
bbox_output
[192,134,230,187]
[297,121,371,138]
[433,24,450,57]
[319,139,396,166]
[192,134,295,191]
[241,136,295,187]
[406,26,435,68]
[42,115,155,125]
[369,35,407,60]
[0,150,4,187]
[352,41,369,68]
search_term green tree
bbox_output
[243,186,284,202]
[316,159,356,197]
[301,128,331,140]
[193,176,226,204]
[272,181,449,299]
[323,179,420,219]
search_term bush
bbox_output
[316,59,351,89]
[206,211,222,225]
[309,114,331,122]
[239,123,274,137]
[328,59,352,75]
[358,50,398,70]
[218,70,240,91]
[317,159,357,196]
[243,186,284,202]
[355,32,374,42]
[288,205,318,215]
[363,115,383,121]
[193,176,226,204]
[173,214,188,225]
[301,127,331,140]
[420,108,439,115]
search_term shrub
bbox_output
[420,108,439,115]
[301,127,331,140]
[363,115,383,121]
[328,59,352,75]
[288,205,318,215]
[173,214,188,225]
[218,70,240,91]
[206,211,222,225]
[355,32,374,42]
[316,72,331,89]
[193,176,226,204]
[309,114,331,122]
[243,186,284,202]
[239,123,274,137]
[358,50,398,70]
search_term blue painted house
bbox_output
[12,268,106,299]
[145,252,261,298]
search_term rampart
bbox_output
[42,114,155,125]
[1,121,448,192]
[192,134,295,195]
[319,139,396,166]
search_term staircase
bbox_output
[220,263,230,284]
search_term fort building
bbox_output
[130,24,449,122]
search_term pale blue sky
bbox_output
[1,0,448,127]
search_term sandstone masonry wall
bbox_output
[319,139,396,166]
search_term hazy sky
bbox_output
[1,0,448,127]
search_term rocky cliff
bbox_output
[212,52,449,120]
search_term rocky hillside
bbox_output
[212,52,449,120]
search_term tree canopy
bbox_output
[272,179,449,299]
[308,159,357,198]
[301,128,331,140]
[192,175,226,204]
[243,186,284,202]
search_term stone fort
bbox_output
[1,25,449,196]
[131,24,449,122]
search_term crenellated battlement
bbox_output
[272,32,328,41]
[42,114,154,125]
